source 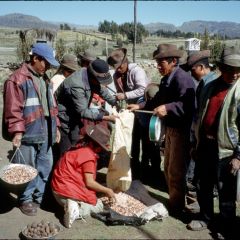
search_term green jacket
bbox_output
[196,76,240,159]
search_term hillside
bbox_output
[179,21,240,38]
[145,21,240,38]
[0,13,58,30]
[1,13,240,38]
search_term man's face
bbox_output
[221,65,240,83]
[32,55,50,75]
[116,62,128,75]
[156,58,175,76]
[191,64,203,81]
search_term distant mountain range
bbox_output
[0,13,97,30]
[1,13,240,38]
[145,21,240,38]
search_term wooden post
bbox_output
[105,36,108,57]
[133,0,137,63]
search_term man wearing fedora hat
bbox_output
[56,58,118,156]
[187,46,240,236]
[51,124,116,228]
[51,53,80,94]
[128,43,195,217]
[185,50,218,212]
[2,42,61,216]
[107,48,150,181]
[188,50,218,107]
[78,49,97,68]
[77,49,107,117]
[107,48,150,104]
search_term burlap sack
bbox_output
[106,109,134,191]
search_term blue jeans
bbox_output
[13,121,53,204]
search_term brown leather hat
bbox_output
[107,48,127,69]
[153,44,184,59]
[187,50,210,68]
[218,46,240,67]
[60,54,79,71]
[179,51,188,65]
[86,124,111,152]
[79,49,97,62]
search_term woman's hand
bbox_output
[105,188,116,204]
[56,128,61,143]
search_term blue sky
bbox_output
[1,1,240,27]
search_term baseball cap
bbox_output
[30,43,59,67]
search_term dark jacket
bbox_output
[145,66,195,129]
[2,63,60,144]
[56,68,117,133]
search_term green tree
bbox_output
[64,23,71,30]
[116,38,123,48]
[210,36,225,64]
[55,38,67,61]
[16,30,34,62]
[119,22,148,44]
[73,35,90,56]
[201,28,210,50]
[92,39,99,47]
[98,20,111,33]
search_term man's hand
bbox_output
[127,104,140,112]
[12,133,23,148]
[103,114,119,123]
[56,128,61,143]
[230,158,240,175]
[154,105,167,118]
[116,93,126,101]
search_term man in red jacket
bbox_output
[2,42,61,216]
[51,124,116,228]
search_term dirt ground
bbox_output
[0,82,239,240]
[1,130,239,239]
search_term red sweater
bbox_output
[203,81,230,137]
[51,146,98,205]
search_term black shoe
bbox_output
[19,202,37,216]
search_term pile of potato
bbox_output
[22,220,59,239]
[101,192,147,217]
[2,165,37,184]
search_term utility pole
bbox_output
[133,0,137,63]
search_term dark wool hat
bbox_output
[153,44,184,59]
[107,48,127,69]
[60,54,79,71]
[88,59,113,85]
[218,46,240,67]
[187,50,210,68]
[86,124,111,152]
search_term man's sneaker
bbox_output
[63,199,80,228]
